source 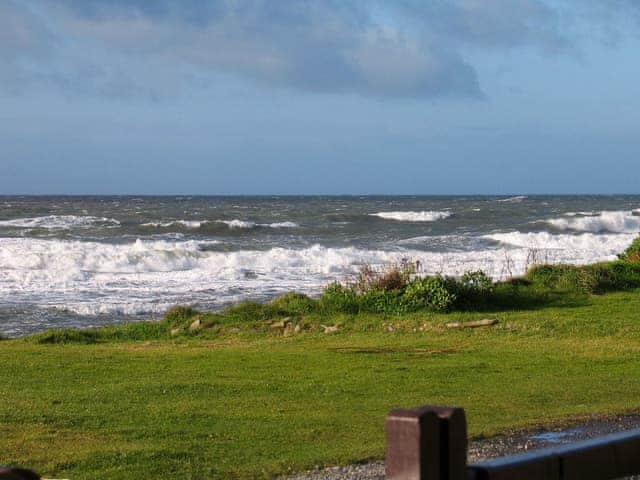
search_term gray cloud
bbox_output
[0,0,634,99]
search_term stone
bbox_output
[321,324,339,334]
[189,318,202,331]
[170,328,181,337]
[446,318,499,329]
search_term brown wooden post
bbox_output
[385,405,467,480]
[0,468,40,480]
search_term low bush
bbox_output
[269,292,317,315]
[586,261,640,292]
[446,270,495,308]
[619,236,640,262]
[402,276,456,312]
[319,282,359,314]
[525,264,597,294]
[353,259,417,293]
[164,305,199,324]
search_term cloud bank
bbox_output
[0,0,634,99]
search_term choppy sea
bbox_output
[1,195,639,337]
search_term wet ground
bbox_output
[285,413,640,479]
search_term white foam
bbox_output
[1,233,635,319]
[217,220,299,229]
[370,211,452,222]
[142,220,205,229]
[267,221,299,228]
[484,231,635,252]
[544,211,640,233]
[497,195,528,203]
[141,219,299,229]
[0,215,120,230]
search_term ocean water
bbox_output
[1,195,639,337]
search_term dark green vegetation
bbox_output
[620,235,640,262]
[1,240,640,479]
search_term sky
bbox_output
[1,0,639,195]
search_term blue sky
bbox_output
[1,0,639,194]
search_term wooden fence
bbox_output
[386,405,640,480]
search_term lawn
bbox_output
[1,290,640,479]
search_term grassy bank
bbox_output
[2,286,640,479]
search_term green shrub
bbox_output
[460,270,494,293]
[319,282,359,314]
[525,264,597,294]
[587,261,640,292]
[224,301,272,321]
[358,289,404,314]
[619,236,640,262]
[402,276,456,312]
[164,305,199,324]
[445,270,495,308]
[34,329,102,344]
[269,292,317,315]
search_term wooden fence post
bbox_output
[385,405,467,480]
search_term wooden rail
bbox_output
[386,405,640,480]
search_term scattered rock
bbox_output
[170,328,181,337]
[189,318,202,331]
[271,321,286,329]
[446,318,499,329]
[294,324,302,334]
[321,324,339,334]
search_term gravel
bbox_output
[284,414,640,480]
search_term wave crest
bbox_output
[544,211,640,233]
[0,215,120,230]
[370,211,451,222]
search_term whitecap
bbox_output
[217,219,299,229]
[141,220,205,229]
[370,211,452,222]
[0,215,120,230]
[543,211,640,233]
[497,195,528,203]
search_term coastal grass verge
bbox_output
[1,287,640,479]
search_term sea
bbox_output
[1,195,639,337]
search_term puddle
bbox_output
[529,428,584,443]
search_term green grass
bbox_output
[1,289,640,479]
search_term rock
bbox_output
[320,324,339,334]
[170,328,181,337]
[294,324,301,334]
[271,321,286,329]
[446,318,499,329]
[189,318,202,331]
[283,323,295,337]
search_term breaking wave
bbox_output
[0,215,120,230]
[544,211,640,233]
[216,220,299,229]
[370,211,452,222]
[497,195,528,203]
[141,219,299,230]
[142,220,206,229]
[1,233,634,320]
[484,231,636,253]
